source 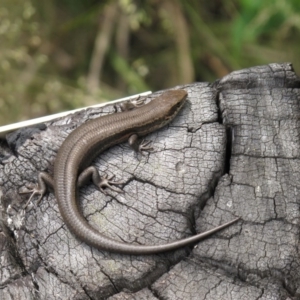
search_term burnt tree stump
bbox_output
[1,63,299,299]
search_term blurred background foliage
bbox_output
[0,0,299,126]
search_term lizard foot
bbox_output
[138,140,153,155]
[19,172,53,209]
[20,183,46,209]
[98,174,125,195]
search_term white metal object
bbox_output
[0,91,152,137]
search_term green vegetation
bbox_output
[0,0,299,126]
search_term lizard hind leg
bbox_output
[78,166,124,195]
[20,172,53,209]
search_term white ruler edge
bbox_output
[0,91,152,136]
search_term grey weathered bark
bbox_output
[1,63,299,299]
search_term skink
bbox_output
[24,89,239,255]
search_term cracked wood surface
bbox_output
[1,63,300,299]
